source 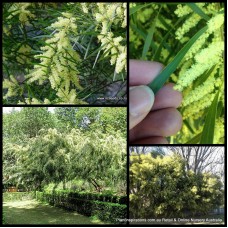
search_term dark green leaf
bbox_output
[187,3,210,21]
[130,4,151,15]
[200,91,219,144]
[183,120,195,134]
[142,6,161,60]
[148,25,208,94]
[185,133,202,144]
[194,65,217,87]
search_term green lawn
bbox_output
[3,200,105,225]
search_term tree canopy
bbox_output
[130,152,224,219]
[3,107,126,194]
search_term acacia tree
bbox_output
[3,108,57,189]
[3,128,126,193]
[67,129,126,193]
[130,153,224,218]
[3,107,126,193]
[168,147,225,184]
[3,129,70,191]
[25,129,71,190]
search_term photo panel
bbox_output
[129,146,225,225]
[129,2,224,144]
[3,107,127,225]
[3,3,127,105]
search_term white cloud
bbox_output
[3,107,55,113]
[48,107,55,113]
[3,107,22,113]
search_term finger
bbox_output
[129,60,163,86]
[131,136,169,144]
[129,108,182,141]
[152,83,182,111]
[129,85,154,130]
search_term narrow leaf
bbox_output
[194,65,217,87]
[200,91,219,144]
[142,26,155,60]
[130,4,152,15]
[183,120,195,134]
[130,24,146,40]
[185,133,202,144]
[187,3,210,21]
[148,25,207,94]
[142,6,161,60]
[153,17,184,61]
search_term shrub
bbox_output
[36,190,127,223]
[68,191,127,204]
[130,153,224,218]
[92,201,127,224]
[3,192,35,201]
[2,212,7,224]
[35,191,44,202]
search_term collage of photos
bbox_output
[2,2,226,227]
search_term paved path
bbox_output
[3,200,104,225]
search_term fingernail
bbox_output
[130,85,154,117]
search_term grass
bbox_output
[3,200,106,225]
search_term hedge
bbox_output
[3,192,35,201]
[37,190,127,204]
[68,191,127,204]
[36,190,127,224]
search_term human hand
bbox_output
[129,60,182,144]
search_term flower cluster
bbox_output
[7,3,35,24]
[173,4,224,143]
[175,41,224,91]
[3,3,126,104]
[26,12,83,104]
[95,3,127,74]
[3,75,22,99]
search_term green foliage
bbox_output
[3,192,35,201]
[130,153,224,218]
[2,212,7,225]
[36,191,44,202]
[74,107,127,138]
[67,191,127,204]
[54,107,78,130]
[130,3,224,143]
[200,91,219,143]
[3,107,56,143]
[3,128,126,193]
[148,25,207,94]
[3,107,126,193]
[92,201,127,224]
[3,3,126,104]
[36,190,127,224]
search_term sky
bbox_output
[3,107,55,113]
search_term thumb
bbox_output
[129,85,154,130]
